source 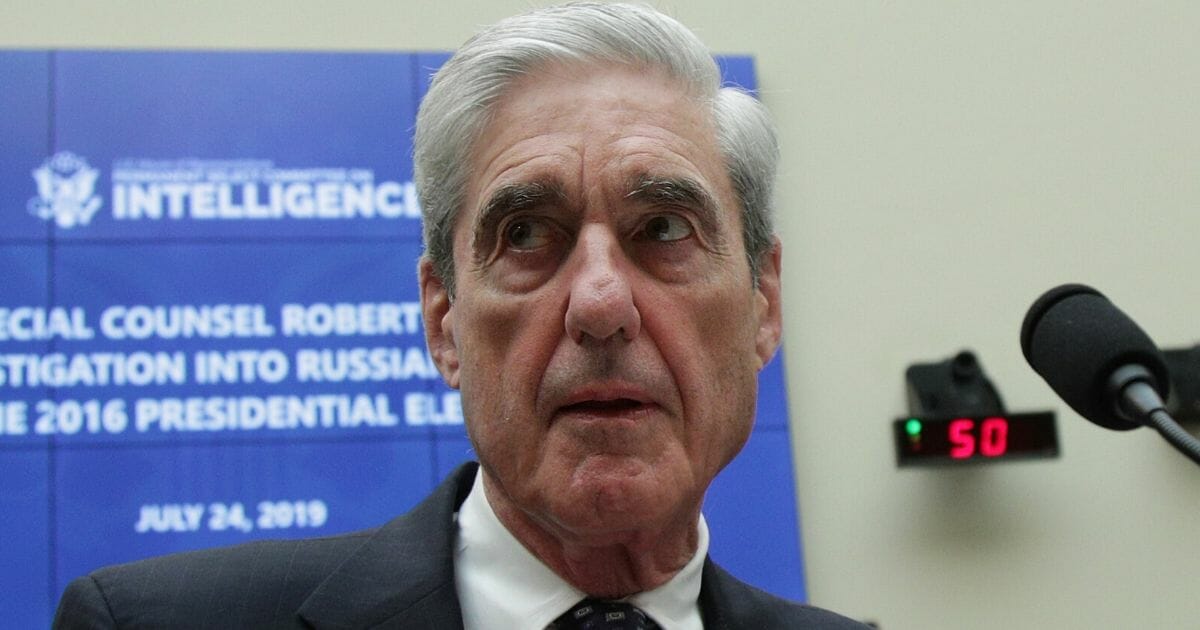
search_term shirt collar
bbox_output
[454,469,707,629]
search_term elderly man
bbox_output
[54,3,867,629]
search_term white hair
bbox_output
[414,1,779,295]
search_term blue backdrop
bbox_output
[0,50,804,627]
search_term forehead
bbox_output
[462,63,732,216]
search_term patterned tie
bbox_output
[551,598,662,629]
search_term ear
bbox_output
[753,237,783,370]
[419,257,461,389]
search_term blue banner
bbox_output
[0,50,804,628]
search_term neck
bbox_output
[481,470,700,598]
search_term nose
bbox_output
[563,226,642,344]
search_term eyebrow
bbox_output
[624,174,725,246]
[472,180,566,263]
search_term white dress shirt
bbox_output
[454,471,707,629]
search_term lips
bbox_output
[553,384,658,419]
[560,397,646,413]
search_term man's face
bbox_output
[421,64,782,542]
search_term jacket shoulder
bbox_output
[54,530,374,629]
[701,560,871,629]
[54,463,481,630]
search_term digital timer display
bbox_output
[894,412,1059,466]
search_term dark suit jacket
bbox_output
[54,462,868,629]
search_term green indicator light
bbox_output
[905,418,923,437]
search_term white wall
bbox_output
[5,2,1199,628]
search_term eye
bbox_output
[504,217,555,250]
[638,214,693,242]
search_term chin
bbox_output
[553,455,687,525]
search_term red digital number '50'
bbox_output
[949,417,1009,459]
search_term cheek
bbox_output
[651,284,761,441]
[691,285,761,372]
[455,297,530,466]
[453,288,561,416]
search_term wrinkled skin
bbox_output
[420,63,782,597]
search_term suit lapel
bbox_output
[698,557,741,630]
[297,463,478,630]
[298,465,754,629]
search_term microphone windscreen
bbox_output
[1020,283,1169,431]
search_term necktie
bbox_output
[551,598,662,629]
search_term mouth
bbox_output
[559,398,648,415]
[554,386,658,421]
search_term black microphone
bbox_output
[1020,284,1169,430]
[1021,283,1200,466]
